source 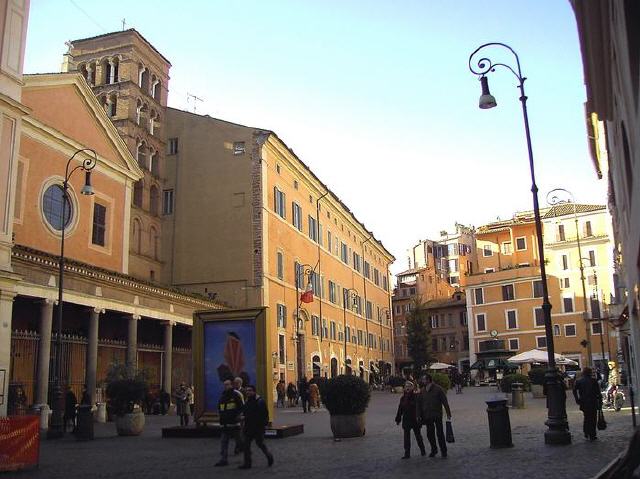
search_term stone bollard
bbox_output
[75,405,94,441]
[486,399,513,448]
[32,404,50,430]
[95,403,107,423]
[511,383,525,409]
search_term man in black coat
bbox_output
[573,367,602,441]
[238,385,274,469]
[416,374,452,458]
[298,376,310,413]
[395,381,426,459]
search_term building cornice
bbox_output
[12,244,225,310]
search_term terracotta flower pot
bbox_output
[115,411,145,436]
[330,413,366,438]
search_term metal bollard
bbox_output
[511,383,525,409]
[75,405,94,441]
[486,399,513,448]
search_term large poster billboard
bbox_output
[193,308,271,424]
[203,320,256,411]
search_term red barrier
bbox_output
[0,415,40,471]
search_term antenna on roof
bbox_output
[121,18,126,31]
[186,92,204,113]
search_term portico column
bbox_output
[35,298,55,406]
[85,308,103,404]
[0,289,17,416]
[163,321,174,394]
[126,314,140,368]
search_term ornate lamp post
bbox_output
[546,188,593,368]
[469,43,570,445]
[48,148,96,439]
[294,263,315,380]
[342,288,359,375]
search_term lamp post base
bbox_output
[47,384,65,439]
[543,368,571,445]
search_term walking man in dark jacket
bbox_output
[238,385,274,469]
[215,379,245,467]
[395,381,425,459]
[298,376,310,413]
[573,367,602,441]
[416,374,452,458]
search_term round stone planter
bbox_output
[115,411,145,436]
[330,413,366,438]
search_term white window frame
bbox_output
[475,313,487,332]
[515,236,527,251]
[532,279,543,298]
[564,323,577,337]
[536,335,547,348]
[533,307,545,328]
[278,333,286,365]
[560,277,570,289]
[562,295,575,313]
[276,250,284,280]
[482,244,493,257]
[590,321,603,335]
[553,324,561,336]
[484,268,495,273]
[501,241,512,255]
[474,288,484,305]
[276,303,287,328]
[508,338,520,351]
[587,249,597,267]
[561,254,569,271]
[502,283,515,301]
[505,309,518,330]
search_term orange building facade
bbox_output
[7,73,221,417]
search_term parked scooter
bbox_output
[602,384,626,411]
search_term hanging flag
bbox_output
[300,283,314,303]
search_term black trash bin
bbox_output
[75,405,94,441]
[486,399,513,448]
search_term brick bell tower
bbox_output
[62,29,171,281]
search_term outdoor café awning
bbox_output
[470,358,517,370]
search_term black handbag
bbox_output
[597,409,607,430]
[445,420,455,443]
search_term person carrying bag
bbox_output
[445,418,455,443]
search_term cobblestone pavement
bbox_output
[16,387,637,479]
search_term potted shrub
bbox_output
[105,363,149,436]
[528,367,546,398]
[431,372,451,391]
[323,375,370,438]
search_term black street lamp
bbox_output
[294,262,315,381]
[546,188,593,368]
[342,288,359,375]
[48,148,97,439]
[469,43,571,445]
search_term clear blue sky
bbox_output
[25,0,604,274]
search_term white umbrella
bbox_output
[429,362,455,370]
[507,349,578,366]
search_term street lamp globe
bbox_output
[81,171,94,196]
[479,76,497,109]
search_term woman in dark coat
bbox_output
[395,381,426,458]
